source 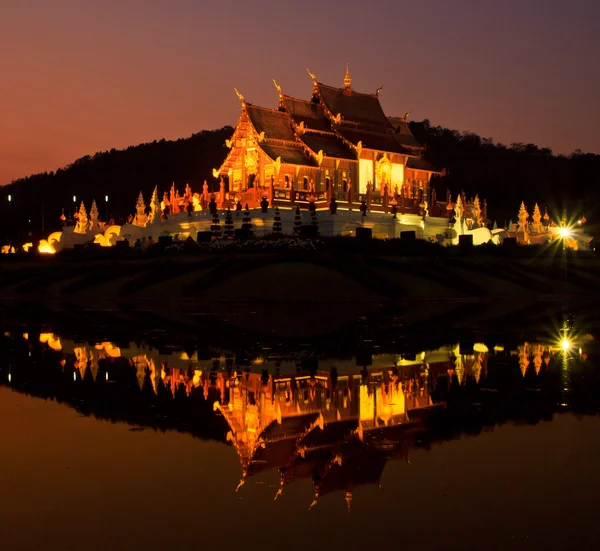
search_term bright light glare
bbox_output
[559,228,571,238]
[561,339,571,352]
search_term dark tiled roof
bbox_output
[283,96,331,132]
[246,437,298,477]
[317,448,388,496]
[407,156,439,173]
[336,127,415,155]
[317,84,393,129]
[299,133,356,160]
[260,144,318,167]
[246,104,296,142]
[300,419,359,448]
[387,117,423,148]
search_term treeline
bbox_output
[1,120,599,243]
[0,127,233,242]
[410,119,600,227]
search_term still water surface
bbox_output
[1,326,600,550]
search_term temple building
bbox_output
[33,68,592,251]
[216,67,441,212]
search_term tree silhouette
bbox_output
[224,208,234,239]
[272,207,282,236]
[242,206,252,232]
[293,206,302,236]
[211,211,221,240]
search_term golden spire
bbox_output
[344,64,351,88]
[307,68,317,84]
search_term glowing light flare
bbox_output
[559,227,571,238]
[561,338,571,352]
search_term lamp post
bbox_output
[105,195,109,222]
[7,194,11,217]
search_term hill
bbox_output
[1,121,599,243]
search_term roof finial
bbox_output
[344,64,351,88]
[234,88,245,104]
[272,79,282,97]
[307,68,317,84]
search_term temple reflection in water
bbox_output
[2,328,597,509]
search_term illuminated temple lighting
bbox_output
[473,343,489,353]
[559,227,572,238]
[561,338,571,352]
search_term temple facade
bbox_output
[216,67,441,214]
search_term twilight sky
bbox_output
[1,0,598,185]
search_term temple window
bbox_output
[303,176,309,190]
[325,177,330,191]
[342,179,348,192]
[248,173,256,189]
[284,175,290,188]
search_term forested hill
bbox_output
[0,127,233,242]
[410,120,600,226]
[1,121,599,243]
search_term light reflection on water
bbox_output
[1,328,600,550]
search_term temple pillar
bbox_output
[220,178,225,208]
[372,151,377,191]
[258,150,265,191]
[317,167,322,194]
[383,185,389,214]
[241,147,247,191]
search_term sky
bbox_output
[0,0,599,185]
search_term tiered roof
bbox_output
[220,69,440,172]
[315,83,393,130]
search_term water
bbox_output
[1,315,600,550]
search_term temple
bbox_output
[30,68,591,253]
[216,67,441,214]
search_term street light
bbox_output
[105,195,109,222]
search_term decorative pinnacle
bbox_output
[307,68,317,83]
[344,64,351,88]
[272,79,282,96]
[234,88,244,103]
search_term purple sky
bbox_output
[1,0,598,184]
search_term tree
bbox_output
[242,205,252,232]
[293,206,302,236]
[224,208,234,239]
[211,211,221,239]
[310,209,318,234]
[272,207,282,235]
